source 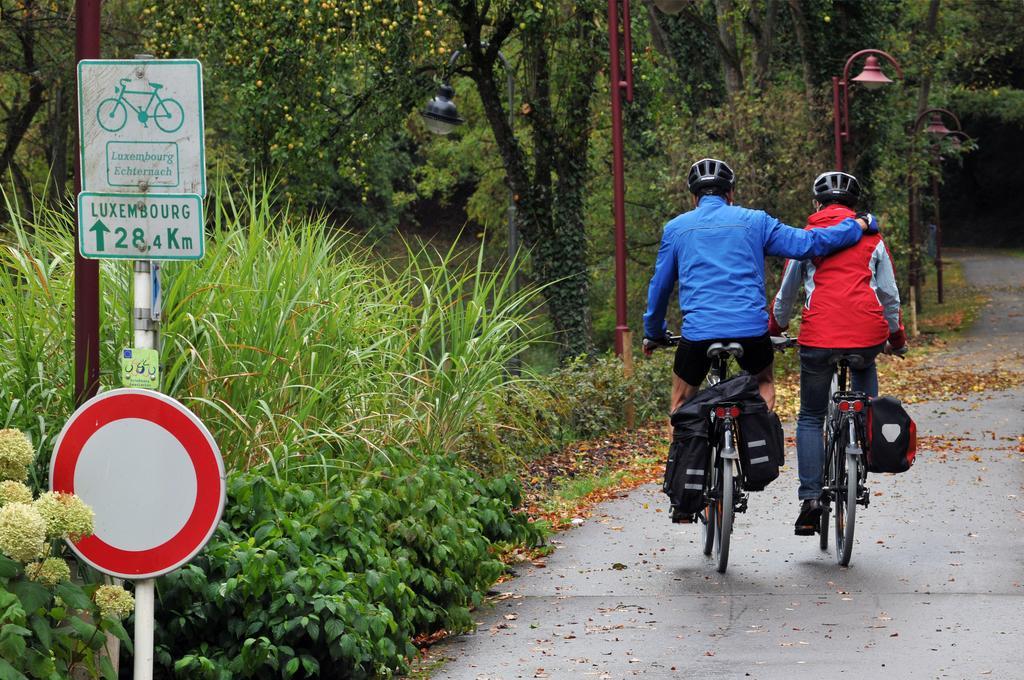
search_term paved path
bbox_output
[432,252,1024,680]
[943,250,1024,370]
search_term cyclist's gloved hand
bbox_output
[642,335,672,356]
[887,327,907,351]
[767,309,787,337]
[855,212,880,234]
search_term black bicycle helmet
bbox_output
[687,158,735,195]
[812,171,861,207]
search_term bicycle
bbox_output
[818,345,906,566]
[655,334,794,574]
[97,78,185,133]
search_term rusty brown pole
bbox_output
[74,0,102,405]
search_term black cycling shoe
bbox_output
[794,499,822,536]
[671,509,696,524]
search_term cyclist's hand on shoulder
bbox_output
[855,212,880,234]
[643,335,672,356]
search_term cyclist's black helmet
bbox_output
[687,158,735,196]
[812,171,861,207]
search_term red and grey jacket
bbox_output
[770,204,905,349]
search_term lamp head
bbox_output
[421,84,464,136]
[924,112,953,137]
[652,0,688,13]
[851,55,894,91]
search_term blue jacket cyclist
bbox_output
[642,158,876,413]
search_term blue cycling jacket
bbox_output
[642,195,864,341]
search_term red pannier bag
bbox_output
[866,396,917,473]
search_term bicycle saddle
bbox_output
[150,83,164,90]
[706,342,744,359]
[830,354,868,370]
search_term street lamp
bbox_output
[909,108,969,309]
[832,49,903,170]
[421,84,463,136]
[421,46,520,372]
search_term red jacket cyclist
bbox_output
[768,171,907,535]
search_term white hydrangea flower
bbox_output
[34,492,94,542]
[0,502,48,563]
[25,557,72,586]
[0,429,34,482]
[0,480,33,506]
[94,585,135,619]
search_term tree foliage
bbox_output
[3,0,1022,351]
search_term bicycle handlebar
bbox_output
[643,334,796,354]
[771,335,797,351]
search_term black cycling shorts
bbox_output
[673,333,774,387]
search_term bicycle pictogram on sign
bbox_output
[97,78,185,133]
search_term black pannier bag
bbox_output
[736,403,784,491]
[662,435,708,515]
[866,396,917,473]
[664,374,764,515]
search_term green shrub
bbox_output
[461,350,675,470]
[155,457,542,679]
[0,556,134,680]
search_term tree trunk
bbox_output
[911,0,941,314]
[787,0,816,109]
[452,2,601,360]
[915,0,942,115]
[713,0,743,96]
[749,0,778,91]
[546,4,601,359]
[47,82,72,209]
[641,0,673,59]
[0,2,46,182]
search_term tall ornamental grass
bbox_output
[0,183,539,486]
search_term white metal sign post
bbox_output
[75,56,207,680]
[50,390,225,679]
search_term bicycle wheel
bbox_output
[155,98,185,133]
[834,451,857,566]
[714,458,733,574]
[96,98,127,132]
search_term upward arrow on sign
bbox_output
[89,220,110,251]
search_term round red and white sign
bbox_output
[50,389,225,579]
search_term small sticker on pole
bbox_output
[121,348,160,389]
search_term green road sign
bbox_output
[77,192,204,261]
[78,59,205,197]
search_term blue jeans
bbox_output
[795,345,883,500]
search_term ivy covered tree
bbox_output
[425,0,604,359]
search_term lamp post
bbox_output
[74,0,102,406]
[909,108,968,308]
[832,50,903,171]
[608,0,635,358]
[421,47,519,372]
